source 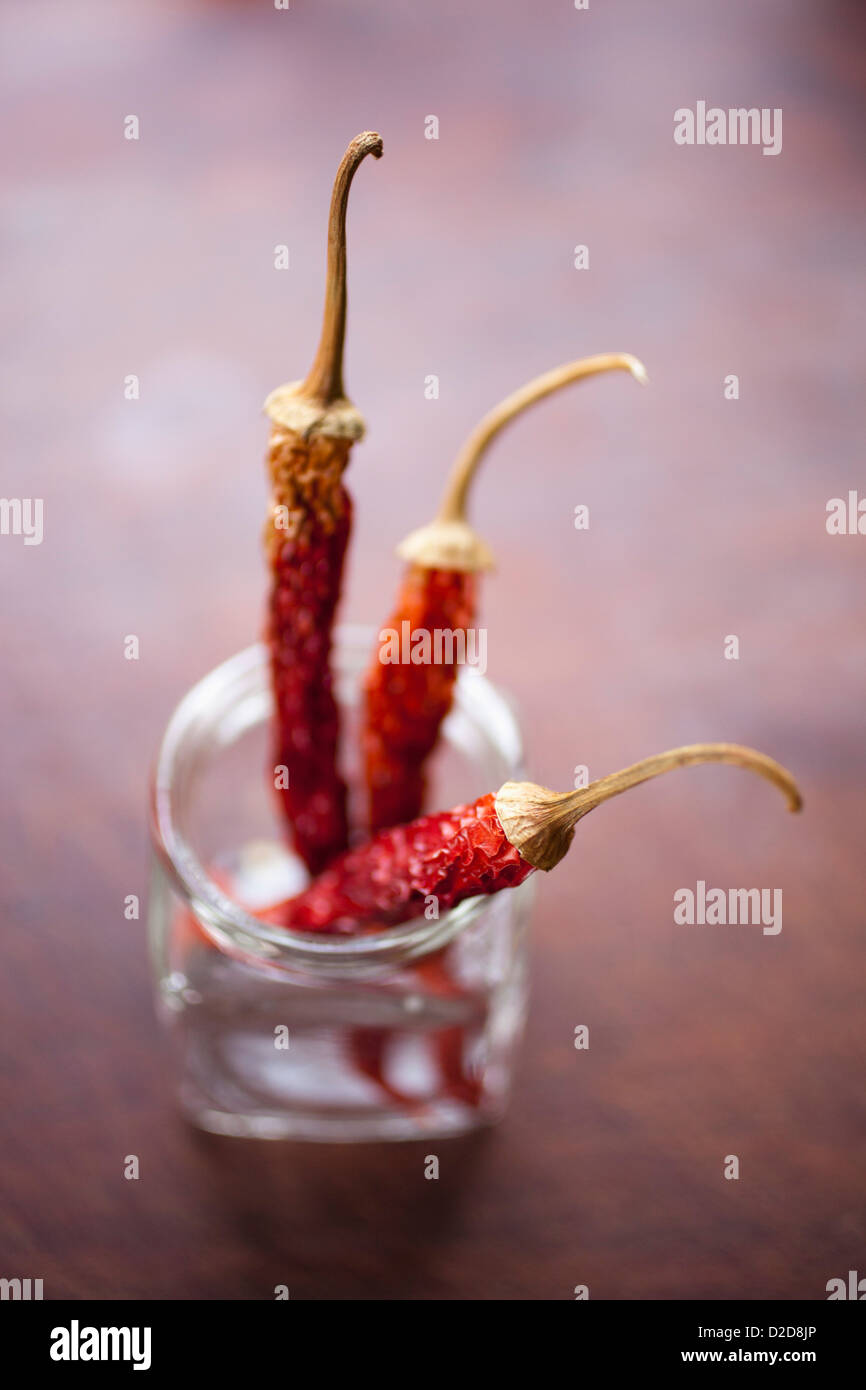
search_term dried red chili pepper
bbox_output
[361,353,648,834]
[346,1027,420,1109]
[339,948,487,1111]
[263,131,382,874]
[269,743,800,935]
[415,952,485,1107]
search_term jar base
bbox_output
[180,1086,507,1143]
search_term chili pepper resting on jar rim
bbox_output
[361,353,648,836]
[265,743,801,935]
[263,132,382,875]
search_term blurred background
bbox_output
[0,0,864,1299]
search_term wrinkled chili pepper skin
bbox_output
[362,565,477,834]
[269,791,534,934]
[265,426,352,874]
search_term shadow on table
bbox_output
[186,1122,499,1297]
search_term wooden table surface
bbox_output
[1,0,864,1300]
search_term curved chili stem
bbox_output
[495,743,802,871]
[300,131,383,408]
[565,743,801,819]
[437,352,647,525]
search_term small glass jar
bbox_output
[148,629,534,1142]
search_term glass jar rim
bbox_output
[150,635,525,973]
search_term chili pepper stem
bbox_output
[301,131,383,407]
[396,352,648,572]
[494,743,802,872]
[264,130,383,441]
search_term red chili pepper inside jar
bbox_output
[148,632,535,1141]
